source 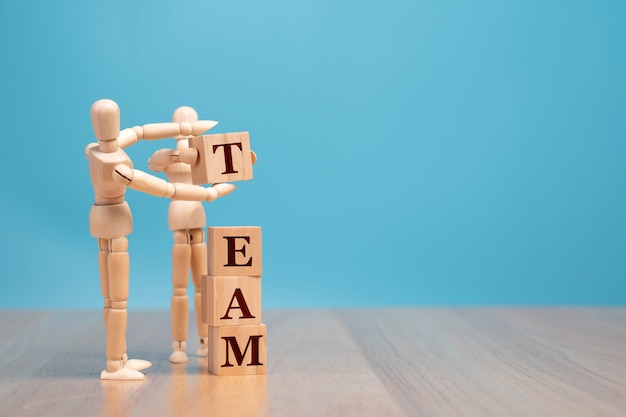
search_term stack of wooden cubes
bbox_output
[202,226,266,375]
[201,226,266,375]
[189,131,265,375]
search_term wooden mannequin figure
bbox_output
[149,107,259,363]
[86,99,235,380]
[148,106,212,363]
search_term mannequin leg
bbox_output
[170,230,191,363]
[190,228,208,356]
[99,237,149,380]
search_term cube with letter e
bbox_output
[207,226,262,277]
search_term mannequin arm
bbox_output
[148,148,199,172]
[118,120,218,149]
[112,164,235,201]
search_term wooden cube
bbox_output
[207,226,262,277]
[188,132,253,185]
[201,275,262,327]
[208,324,267,376]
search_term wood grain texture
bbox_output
[0,308,624,417]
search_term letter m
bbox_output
[221,335,264,367]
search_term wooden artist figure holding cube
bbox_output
[86,99,235,380]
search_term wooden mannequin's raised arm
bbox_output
[118,120,218,149]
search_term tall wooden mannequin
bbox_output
[148,106,213,363]
[87,99,235,379]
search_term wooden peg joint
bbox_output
[109,237,128,252]
[112,165,133,185]
[110,301,127,309]
[179,121,192,136]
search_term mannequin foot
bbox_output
[125,359,152,371]
[101,368,145,380]
[197,337,208,356]
[103,356,152,379]
[169,341,188,363]
[169,350,189,363]
[106,358,124,372]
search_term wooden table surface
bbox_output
[0,308,625,417]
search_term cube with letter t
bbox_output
[189,132,253,185]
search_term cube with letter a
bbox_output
[201,275,262,327]
[188,132,253,185]
[207,226,262,277]
[208,324,267,376]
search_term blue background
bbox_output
[0,0,624,309]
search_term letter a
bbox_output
[220,288,256,320]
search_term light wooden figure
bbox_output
[207,226,263,277]
[207,324,267,376]
[201,275,262,327]
[147,106,218,363]
[87,99,236,380]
